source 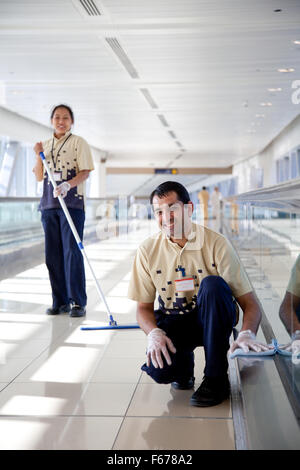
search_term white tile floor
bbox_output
[0,222,235,450]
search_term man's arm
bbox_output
[136,301,176,368]
[278,292,300,354]
[279,291,300,336]
[136,301,157,334]
[236,291,262,334]
[230,291,270,353]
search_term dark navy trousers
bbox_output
[41,208,87,308]
[141,276,237,383]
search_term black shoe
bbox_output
[46,304,71,315]
[171,377,195,390]
[190,375,230,407]
[70,305,86,317]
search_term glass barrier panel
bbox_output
[223,200,300,417]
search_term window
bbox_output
[291,152,297,179]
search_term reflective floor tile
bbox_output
[114,416,235,450]
[103,338,147,359]
[0,357,35,382]
[72,382,137,416]
[0,416,122,450]
[127,384,231,418]
[0,321,58,342]
[0,382,136,416]
[15,345,104,383]
[0,339,51,359]
[110,329,145,342]
[63,325,114,347]
[107,281,131,297]
[90,356,143,383]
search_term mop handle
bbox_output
[39,152,115,324]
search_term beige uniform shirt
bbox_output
[40,131,94,211]
[128,223,252,314]
[198,190,209,205]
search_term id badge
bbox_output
[174,276,195,292]
[53,171,62,182]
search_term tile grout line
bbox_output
[0,414,234,420]
[111,369,144,450]
[0,323,74,394]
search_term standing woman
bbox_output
[33,104,94,317]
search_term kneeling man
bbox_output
[128,181,269,407]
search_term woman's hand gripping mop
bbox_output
[39,152,140,331]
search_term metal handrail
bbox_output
[226,177,300,213]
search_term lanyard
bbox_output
[50,133,72,169]
[178,265,186,277]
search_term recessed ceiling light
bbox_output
[268,87,282,92]
[277,68,295,73]
[255,114,265,118]
[260,102,272,106]
[293,40,300,45]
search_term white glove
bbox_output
[147,328,177,369]
[53,182,71,198]
[280,330,300,355]
[229,329,271,354]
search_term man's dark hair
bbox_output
[150,181,191,205]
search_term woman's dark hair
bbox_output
[50,104,74,123]
[150,181,191,205]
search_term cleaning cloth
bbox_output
[229,339,299,359]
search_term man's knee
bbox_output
[199,275,231,294]
[141,350,195,384]
[141,362,174,384]
[197,276,236,324]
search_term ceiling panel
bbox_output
[0,0,81,20]
[0,0,300,195]
[101,0,299,25]
[106,172,207,198]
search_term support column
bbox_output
[89,151,107,198]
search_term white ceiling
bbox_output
[0,0,300,195]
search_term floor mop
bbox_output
[39,151,140,330]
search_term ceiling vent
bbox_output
[157,114,169,127]
[79,0,101,16]
[168,130,177,139]
[140,88,158,109]
[105,37,139,79]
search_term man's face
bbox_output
[152,191,193,238]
